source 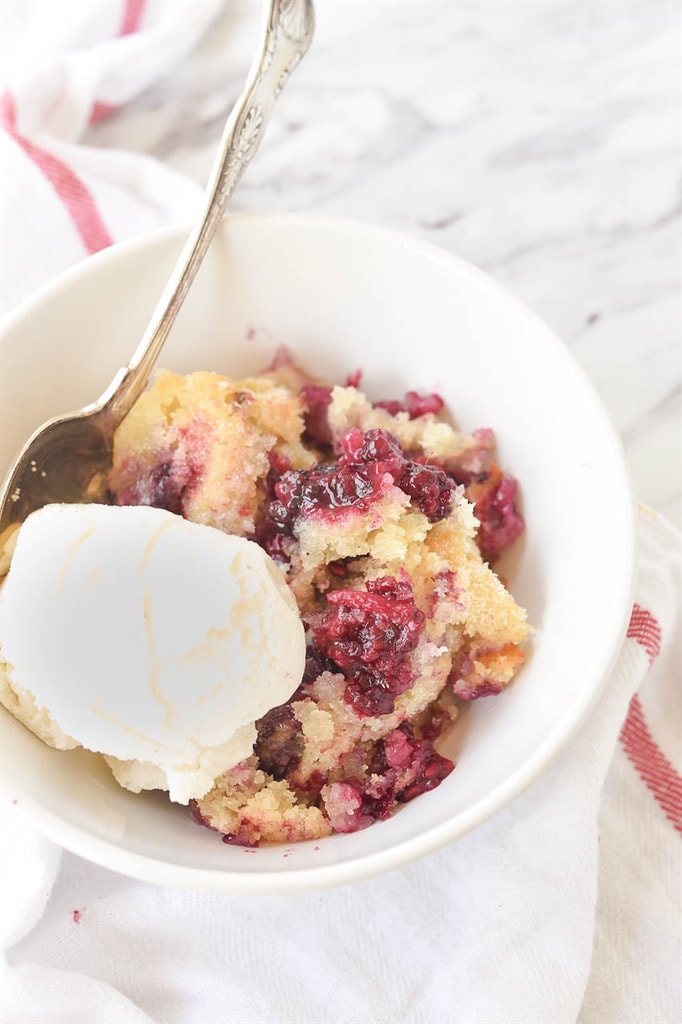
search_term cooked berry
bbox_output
[267,450,293,476]
[321,779,394,833]
[463,465,524,560]
[479,475,523,558]
[322,579,423,663]
[148,461,186,515]
[383,726,415,768]
[398,743,454,802]
[302,645,336,686]
[312,576,425,717]
[253,453,294,561]
[320,725,454,832]
[269,464,385,528]
[255,705,303,780]
[380,725,455,802]
[404,391,444,418]
[399,463,455,521]
[339,427,406,477]
[375,389,444,419]
[343,670,398,717]
[259,428,455,548]
[301,384,333,447]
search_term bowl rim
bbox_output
[0,211,637,893]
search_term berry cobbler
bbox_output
[108,350,529,845]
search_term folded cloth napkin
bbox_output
[0,4,680,1023]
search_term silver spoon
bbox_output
[0,0,314,550]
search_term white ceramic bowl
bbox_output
[0,214,635,892]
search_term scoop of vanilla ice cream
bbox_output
[0,503,305,803]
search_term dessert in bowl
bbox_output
[0,213,635,892]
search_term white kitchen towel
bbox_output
[0,509,679,1024]
[0,0,225,314]
[0,3,680,1023]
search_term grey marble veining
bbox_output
[89,0,682,528]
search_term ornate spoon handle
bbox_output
[102,0,314,421]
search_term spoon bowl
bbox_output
[0,411,112,542]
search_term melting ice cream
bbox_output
[0,503,305,803]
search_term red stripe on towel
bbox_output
[89,101,118,126]
[626,603,662,666]
[1,90,114,254]
[121,0,147,36]
[621,695,682,834]
[619,605,681,833]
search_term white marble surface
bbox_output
[85,0,680,529]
